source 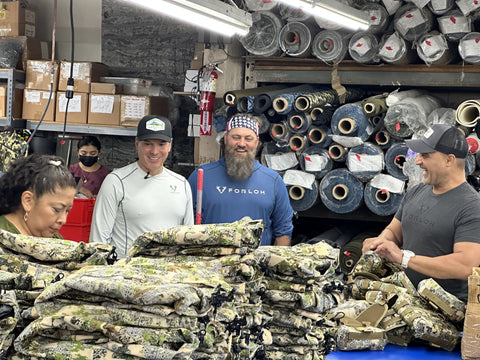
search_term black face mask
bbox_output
[79,155,98,167]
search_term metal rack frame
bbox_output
[0,69,25,127]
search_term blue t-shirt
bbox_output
[188,159,293,246]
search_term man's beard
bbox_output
[225,145,255,181]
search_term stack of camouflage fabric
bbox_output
[0,130,28,172]
[0,229,115,358]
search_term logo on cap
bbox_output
[146,118,165,131]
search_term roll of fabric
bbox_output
[278,21,314,57]
[289,134,308,152]
[363,3,390,35]
[427,107,457,127]
[269,121,292,145]
[312,30,350,64]
[255,113,271,135]
[328,143,348,163]
[348,32,381,64]
[287,181,320,212]
[378,32,418,65]
[339,233,372,273]
[224,85,287,107]
[364,174,405,216]
[346,142,385,182]
[272,85,319,115]
[373,128,394,150]
[428,0,455,15]
[384,142,409,181]
[319,168,364,214]
[456,99,480,128]
[256,84,316,115]
[261,141,291,165]
[362,93,388,117]
[458,32,480,64]
[331,102,373,141]
[308,125,333,148]
[278,3,311,22]
[417,31,458,66]
[311,105,336,125]
[299,145,333,179]
[239,11,283,57]
[261,141,298,173]
[295,88,366,112]
[466,153,476,175]
[287,110,312,134]
[438,10,471,42]
[384,95,443,138]
[386,89,427,107]
[393,4,433,42]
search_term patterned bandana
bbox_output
[226,114,259,136]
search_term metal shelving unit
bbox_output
[25,121,137,136]
[0,69,25,127]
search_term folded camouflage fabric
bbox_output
[127,217,264,259]
[335,324,387,351]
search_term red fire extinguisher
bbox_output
[199,68,217,136]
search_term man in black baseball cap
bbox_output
[136,115,172,142]
[362,123,480,303]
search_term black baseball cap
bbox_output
[405,124,468,158]
[136,115,172,142]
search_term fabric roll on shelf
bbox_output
[386,89,428,107]
[456,0,480,16]
[362,3,390,35]
[236,96,255,113]
[319,168,365,214]
[278,3,311,22]
[378,32,418,65]
[311,105,336,125]
[427,107,457,127]
[265,107,285,123]
[458,32,480,64]
[370,113,385,128]
[373,128,394,150]
[307,125,333,148]
[255,113,271,135]
[299,145,333,179]
[428,0,455,15]
[438,10,471,42]
[364,174,405,216]
[467,133,480,154]
[466,153,476,175]
[271,84,319,115]
[339,233,373,273]
[416,31,458,65]
[289,134,308,152]
[295,87,367,113]
[312,30,351,64]
[283,169,318,212]
[384,142,409,181]
[223,85,288,107]
[348,32,381,64]
[269,121,292,146]
[239,11,283,57]
[393,4,434,42]
[261,141,297,172]
[331,102,373,141]
[287,110,312,134]
[346,142,385,182]
[456,99,480,128]
[328,143,348,163]
[362,93,388,117]
[278,21,315,57]
[256,84,316,115]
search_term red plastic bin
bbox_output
[66,198,95,224]
[58,223,90,243]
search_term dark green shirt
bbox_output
[0,215,64,239]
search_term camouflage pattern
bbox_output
[127,217,264,259]
[335,324,387,351]
[0,130,28,173]
[326,299,370,319]
[350,251,403,280]
[417,278,465,323]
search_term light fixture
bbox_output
[123,0,253,37]
[277,0,370,31]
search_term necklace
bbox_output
[81,169,91,184]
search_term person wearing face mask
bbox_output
[69,136,111,199]
[188,114,294,247]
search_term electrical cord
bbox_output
[61,0,75,144]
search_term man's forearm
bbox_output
[274,235,290,246]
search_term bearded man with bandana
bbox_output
[188,114,293,246]
[69,136,111,199]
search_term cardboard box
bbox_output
[22,89,55,121]
[120,95,168,127]
[88,93,120,126]
[90,82,123,95]
[0,1,36,37]
[25,60,59,91]
[56,92,88,124]
[58,62,109,93]
[190,43,204,70]
[0,86,22,118]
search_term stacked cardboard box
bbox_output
[88,82,122,126]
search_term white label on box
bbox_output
[421,35,444,57]
[462,38,480,58]
[124,97,146,118]
[25,9,36,24]
[188,113,201,126]
[25,90,41,103]
[59,94,82,112]
[352,36,372,57]
[63,63,84,79]
[304,153,329,172]
[42,91,52,99]
[91,95,114,114]
[187,125,200,137]
[283,170,316,189]
[396,9,425,36]
[24,23,35,38]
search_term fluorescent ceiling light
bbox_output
[123,0,253,37]
[277,0,370,31]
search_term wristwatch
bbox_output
[401,250,415,269]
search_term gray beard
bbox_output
[225,146,255,181]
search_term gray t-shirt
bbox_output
[395,182,480,302]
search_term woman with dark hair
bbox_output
[0,154,77,238]
[69,136,111,198]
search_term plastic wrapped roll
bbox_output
[417,32,457,65]
[456,0,480,16]
[348,32,381,64]
[261,141,291,165]
[272,85,319,115]
[458,32,480,64]
[364,174,405,216]
[288,182,320,212]
[224,85,287,107]
[428,0,455,15]
[319,168,364,214]
[373,128,394,150]
[393,4,433,42]
[278,3,312,21]
[245,0,277,11]
[427,107,457,127]
[329,143,348,162]
[386,89,427,107]
[270,121,292,145]
[236,96,255,113]
[255,113,271,135]
[308,125,333,148]
[378,32,418,65]
[362,93,388,117]
[346,142,385,182]
[278,21,314,57]
[287,110,311,134]
[382,0,403,15]
[384,95,443,138]
[289,134,308,152]
[438,10,471,42]
[467,133,480,154]
[456,99,480,128]
[261,142,298,172]
[299,145,333,179]
[363,3,390,35]
[312,30,350,64]
[295,88,367,112]
[384,142,409,181]
[257,84,316,115]
[466,153,476,175]
[311,105,336,125]
[331,102,373,141]
[240,11,283,57]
